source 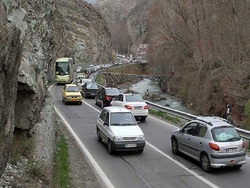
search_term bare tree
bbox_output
[147,0,250,124]
[110,21,132,54]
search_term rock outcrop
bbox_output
[0,0,112,178]
[0,0,22,174]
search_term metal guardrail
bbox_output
[146,101,250,141]
[93,73,250,143]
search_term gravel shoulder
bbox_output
[57,119,101,188]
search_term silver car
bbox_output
[171,116,246,172]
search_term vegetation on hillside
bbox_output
[146,0,250,126]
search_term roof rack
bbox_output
[196,118,213,126]
[196,116,231,126]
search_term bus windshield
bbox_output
[56,62,69,75]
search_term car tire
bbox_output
[79,101,82,105]
[171,138,179,155]
[95,98,98,105]
[97,130,102,142]
[233,165,242,169]
[140,117,146,122]
[108,140,113,154]
[201,153,211,172]
[138,149,144,153]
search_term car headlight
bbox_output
[113,136,123,141]
[137,136,145,141]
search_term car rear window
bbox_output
[86,83,98,89]
[212,126,241,142]
[125,95,144,102]
[106,88,120,95]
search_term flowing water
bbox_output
[129,78,195,114]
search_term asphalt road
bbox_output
[50,84,250,188]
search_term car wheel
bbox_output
[97,130,102,142]
[79,101,82,105]
[95,98,98,105]
[201,153,211,172]
[171,138,179,155]
[138,149,144,153]
[233,165,242,169]
[83,92,86,98]
[140,117,146,122]
[108,140,113,154]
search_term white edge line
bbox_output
[54,106,114,188]
[146,142,220,188]
[49,84,246,187]
[150,115,250,160]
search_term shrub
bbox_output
[244,98,250,130]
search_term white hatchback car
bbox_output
[111,93,149,122]
[96,106,146,154]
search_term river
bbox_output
[129,78,195,114]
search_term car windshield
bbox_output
[86,83,98,89]
[212,126,241,142]
[106,88,119,95]
[126,94,144,102]
[110,112,136,126]
[66,86,79,92]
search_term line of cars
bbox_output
[62,78,149,154]
[61,78,246,173]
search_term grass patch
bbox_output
[149,108,182,125]
[28,161,42,177]
[52,134,70,188]
[95,71,106,86]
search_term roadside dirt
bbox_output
[57,119,101,188]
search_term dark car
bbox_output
[95,87,120,108]
[81,82,99,98]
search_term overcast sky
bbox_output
[85,0,96,4]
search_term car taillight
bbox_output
[143,105,149,109]
[242,140,245,149]
[208,143,220,151]
[125,105,133,110]
[105,96,111,101]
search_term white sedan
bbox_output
[96,106,145,154]
[111,93,148,122]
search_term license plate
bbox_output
[125,144,136,148]
[134,106,142,110]
[226,148,237,153]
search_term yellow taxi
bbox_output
[62,84,82,105]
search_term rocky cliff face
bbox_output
[0,1,22,173]
[0,0,112,176]
[94,0,137,22]
[51,0,113,70]
[94,0,156,44]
